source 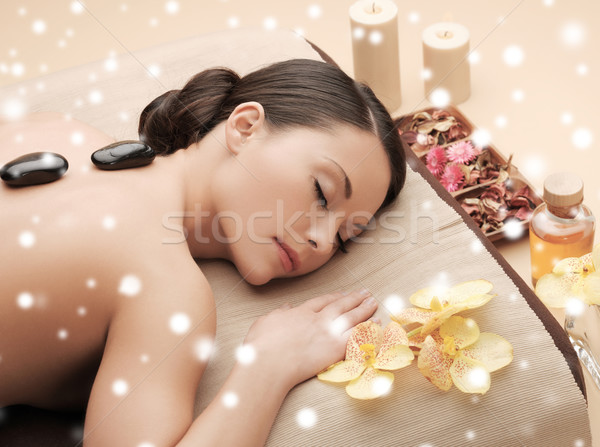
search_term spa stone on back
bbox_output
[91,141,155,170]
[0,152,69,187]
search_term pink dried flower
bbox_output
[425,145,447,177]
[440,164,465,192]
[446,141,477,164]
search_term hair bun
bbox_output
[138,68,240,155]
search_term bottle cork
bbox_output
[543,172,584,208]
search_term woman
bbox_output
[0,59,406,446]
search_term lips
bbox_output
[274,238,300,273]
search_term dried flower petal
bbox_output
[447,141,477,164]
[461,202,480,217]
[448,123,470,142]
[514,206,533,221]
[431,109,451,120]
[425,145,447,177]
[432,119,455,132]
[440,164,465,192]
[416,132,434,146]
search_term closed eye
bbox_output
[314,178,328,209]
[313,179,347,254]
[336,233,348,253]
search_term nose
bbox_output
[306,214,338,255]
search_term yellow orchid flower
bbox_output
[418,316,513,394]
[318,321,414,399]
[535,243,600,307]
[392,279,496,340]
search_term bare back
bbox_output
[0,114,215,414]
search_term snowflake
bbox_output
[169,313,191,334]
[119,275,142,296]
[17,292,35,309]
[296,408,317,428]
[19,231,36,248]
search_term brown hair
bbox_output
[138,59,406,208]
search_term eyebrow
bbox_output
[325,157,352,199]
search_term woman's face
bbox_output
[211,121,392,286]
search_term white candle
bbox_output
[350,0,401,112]
[422,22,471,105]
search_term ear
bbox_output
[225,101,265,155]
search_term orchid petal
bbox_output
[419,306,460,335]
[409,285,450,310]
[462,293,495,309]
[444,280,494,306]
[345,321,383,363]
[580,251,594,270]
[407,331,428,348]
[369,322,414,370]
[553,257,586,274]
[374,344,414,370]
[439,316,480,350]
[460,332,513,372]
[392,307,435,325]
[401,294,493,338]
[535,272,585,308]
[382,321,409,346]
[409,279,493,309]
[418,334,453,391]
[583,272,600,305]
[318,360,366,383]
[418,293,494,336]
[345,367,394,400]
[592,244,600,271]
[450,353,491,394]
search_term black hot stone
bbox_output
[0,152,69,187]
[91,141,155,170]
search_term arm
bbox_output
[82,259,216,446]
[84,281,376,446]
[182,289,377,447]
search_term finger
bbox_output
[337,297,378,337]
[303,290,346,312]
[321,289,372,316]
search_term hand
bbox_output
[242,289,378,390]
